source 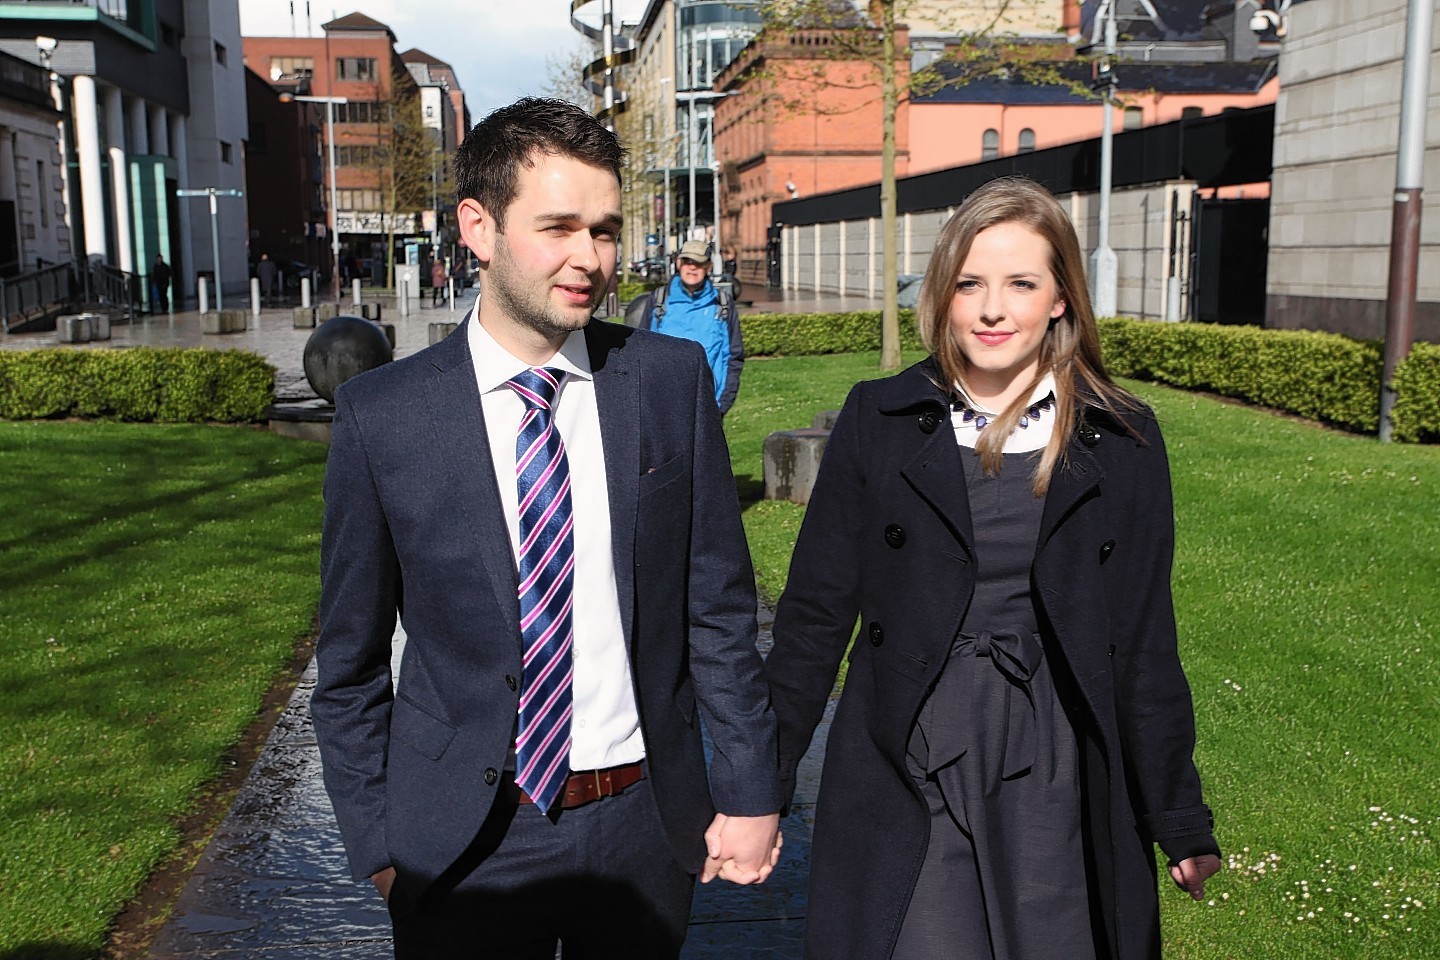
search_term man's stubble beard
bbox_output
[487,235,601,342]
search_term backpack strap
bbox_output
[651,282,668,325]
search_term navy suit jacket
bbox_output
[311,316,779,894]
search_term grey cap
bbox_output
[677,240,711,263]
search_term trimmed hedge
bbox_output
[1097,318,1383,434]
[0,348,275,423]
[733,310,1440,442]
[742,310,925,356]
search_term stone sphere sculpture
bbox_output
[303,315,393,402]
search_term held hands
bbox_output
[371,866,397,904]
[700,812,783,885]
[1169,854,1222,901]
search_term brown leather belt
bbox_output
[516,762,645,810]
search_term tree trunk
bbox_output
[879,0,900,371]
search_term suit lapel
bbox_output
[587,323,640,646]
[423,312,520,640]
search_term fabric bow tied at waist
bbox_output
[922,627,1044,786]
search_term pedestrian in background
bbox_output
[431,258,447,306]
[632,239,743,415]
[765,176,1220,960]
[151,254,172,313]
[256,253,279,307]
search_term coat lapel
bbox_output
[1038,435,1104,548]
[587,322,640,646]
[899,424,975,558]
[422,312,520,640]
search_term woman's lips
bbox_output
[975,331,1013,346]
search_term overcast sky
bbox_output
[239,1,647,121]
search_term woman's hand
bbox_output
[1169,854,1221,901]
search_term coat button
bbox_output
[483,768,498,786]
[1079,423,1101,447]
[917,409,942,434]
[505,675,518,691]
[1099,539,1115,562]
[884,524,906,548]
[868,622,884,646]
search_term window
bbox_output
[1181,106,1203,120]
[336,57,377,81]
[270,56,314,80]
[1123,106,1143,130]
[220,141,233,164]
[338,101,383,124]
[337,188,383,210]
[37,161,47,227]
[981,129,999,161]
[335,145,379,166]
[1017,128,1035,154]
[214,42,227,66]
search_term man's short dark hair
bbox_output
[453,97,625,231]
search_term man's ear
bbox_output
[456,198,495,264]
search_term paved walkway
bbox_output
[146,606,834,959]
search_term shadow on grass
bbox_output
[735,473,764,509]
[0,943,93,960]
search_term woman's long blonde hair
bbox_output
[916,176,1140,495]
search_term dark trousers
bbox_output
[389,774,694,959]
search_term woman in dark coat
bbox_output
[765,177,1220,960]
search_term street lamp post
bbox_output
[176,187,244,309]
[284,94,348,300]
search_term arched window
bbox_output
[982,128,999,161]
[1018,128,1036,154]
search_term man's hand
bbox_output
[1169,854,1221,901]
[371,866,397,904]
[700,812,782,885]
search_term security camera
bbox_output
[785,181,798,198]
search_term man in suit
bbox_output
[311,97,781,959]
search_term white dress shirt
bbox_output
[467,311,646,770]
[950,372,1059,453]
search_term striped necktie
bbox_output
[508,367,574,814]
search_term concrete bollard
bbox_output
[374,321,397,350]
[813,409,842,431]
[428,322,458,345]
[316,302,339,322]
[763,428,831,505]
[201,308,247,334]
[448,278,456,312]
[293,306,317,329]
[90,313,111,340]
[355,302,382,321]
[352,279,362,305]
[300,276,311,308]
[251,278,261,316]
[198,276,209,315]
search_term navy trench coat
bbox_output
[766,358,1219,960]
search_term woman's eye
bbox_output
[956,280,978,291]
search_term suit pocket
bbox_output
[391,694,457,761]
[638,453,687,499]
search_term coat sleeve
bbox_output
[716,298,744,415]
[310,385,401,881]
[765,383,867,809]
[1111,415,1219,864]
[683,346,781,816]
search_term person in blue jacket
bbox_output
[638,239,744,414]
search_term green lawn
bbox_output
[2,353,1436,958]
[0,421,328,959]
[726,354,1440,957]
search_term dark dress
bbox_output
[893,447,1096,960]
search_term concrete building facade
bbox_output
[0,48,69,274]
[1266,0,1440,341]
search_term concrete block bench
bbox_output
[201,309,246,334]
[429,322,459,345]
[355,302,383,321]
[56,313,110,343]
[763,427,831,505]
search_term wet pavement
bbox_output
[147,607,835,959]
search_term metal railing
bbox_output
[0,262,75,334]
[86,261,141,323]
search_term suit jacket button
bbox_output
[868,622,884,646]
[505,675,518,691]
[1099,539,1115,562]
[917,409,942,434]
[884,524,906,548]
[483,768,498,786]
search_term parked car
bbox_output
[629,256,669,280]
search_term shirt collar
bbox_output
[468,309,594,395]
[953,371,1058,417]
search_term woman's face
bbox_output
[947,221,1067,404]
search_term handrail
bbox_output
[0,262,75,334]
[86,261,142,323]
